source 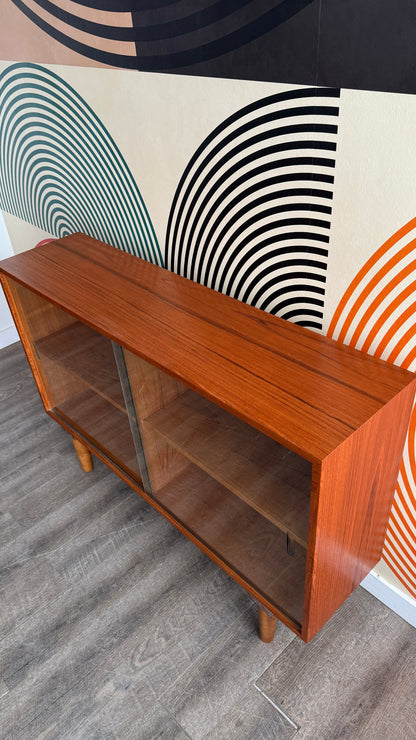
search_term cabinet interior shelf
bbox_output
[147,390,311,546]
[154,463,306,627]
[36,322,126,412]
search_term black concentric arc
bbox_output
[11,0,315,71]
[166,87,340,331]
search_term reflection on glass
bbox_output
[13,277,312,628]
[121,349,312,628]
[13,282,141,481]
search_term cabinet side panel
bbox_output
[303,382,416,641]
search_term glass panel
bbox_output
[13,282,141,481]
[121,348,312,628]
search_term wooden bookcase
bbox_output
[1,233,415,643]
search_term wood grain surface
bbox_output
[303,381,416,640]
[1,233,415,462]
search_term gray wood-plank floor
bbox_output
[1,341,416,739]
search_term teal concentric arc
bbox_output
[0,63,162,265]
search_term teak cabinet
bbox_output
[1,233,415,643]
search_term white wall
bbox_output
[0,211,19,348]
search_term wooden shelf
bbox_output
[56,388,141,480]
[147,390,311,546]
[154,463,306,627]
[36,322,126,412]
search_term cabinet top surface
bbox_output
[1,233,414,462]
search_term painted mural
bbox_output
[4,1,416,94]
[0,62,161,263]
[1,0,416,605]
[3,0,320,83]
[166,86,339,330]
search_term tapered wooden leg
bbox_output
[72,438,93,472]
[258,606,278,643]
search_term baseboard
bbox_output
[0,324,19,349]
[361,571,416,628]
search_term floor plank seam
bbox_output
[250,631,298,688]
[156,602,254,704]
[254,684,300,733]
[158,700,195,740]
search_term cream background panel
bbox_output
[323,87,416,331]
